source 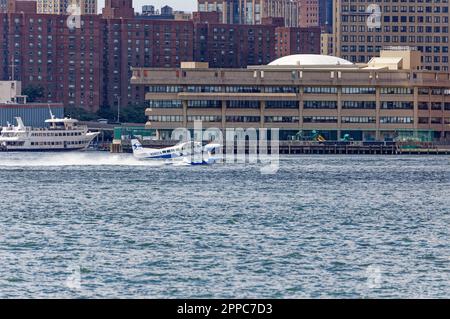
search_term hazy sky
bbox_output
[98,0,197,13]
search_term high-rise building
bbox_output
[261,0,299,27]
[0,7,103,111]
[275,26,321,58]
[333,0,450,71]
[36,0,97,14]
[197,0,299,27]
[296,0,319,27]
[318,0,332,32]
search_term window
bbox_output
[303,116,337,123]
[380,117,413,124]
[304,101,337,109]
[148,100,182,108]
[303,87,337,94]
[187,100,221,108]
[342,101,376,109]
[266,101,299,108]
[381,102,413,109]
[342,87,376,94]
[381,87,413,95]
[265,116,299,123]
[341,117,376,124]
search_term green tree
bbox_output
[97,104,147,124]
[96,107,116,122]
[120,104,147,123]
[22,85,44,102]
[65,107,98,121]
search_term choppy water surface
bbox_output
[0,152,449,298]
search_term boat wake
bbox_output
[0,152,166,167]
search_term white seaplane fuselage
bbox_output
[131,139,203,160]
[131,139,221,165]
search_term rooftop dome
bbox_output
[268,54,354,67]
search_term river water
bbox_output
[0,152,449,298]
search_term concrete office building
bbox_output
[131,49,450,141]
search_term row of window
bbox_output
[30,141,85,146]
[148,116,450,125]
[418,102,450,110]
[147,86,450,95]
[418,117,450,124]
[147,99,450,110]
[30,132,83,137]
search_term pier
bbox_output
[113,140,450,155]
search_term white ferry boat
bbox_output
[0,115,99,152]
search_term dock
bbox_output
[112,140,450,155]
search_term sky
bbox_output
[97,0,197,13]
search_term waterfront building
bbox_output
[333,0,450,71]
[131,49,450,141]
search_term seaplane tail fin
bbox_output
[131,139,143,153]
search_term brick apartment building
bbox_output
[0,0,320,113]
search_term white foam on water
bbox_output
[0,151,166,167]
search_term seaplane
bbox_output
[130,139,203,160]
[130,139,221,165]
